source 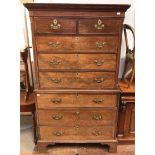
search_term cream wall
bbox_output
[26,0,135,77]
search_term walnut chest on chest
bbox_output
[24,3,130,153]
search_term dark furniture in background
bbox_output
[117,23,135,144]
[117,80,135,144]
[24,3,130,153]
[20,47,36,144]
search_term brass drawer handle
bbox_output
[96,42,107,48]
[92,131,102,136]
[92,98,104,104]
[94,19,104,30]
[94,60,105,66]
[94,78,105,83]
[50,98,62,104]
[51,19,61,30]
[48,42,61,48]
[49,59,62,65]
[50,78,61,84]
[92,115,103,120]
[54,131,64,136]
[52,115,63,120]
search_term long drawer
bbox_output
[38,109,117,126]
[39,126,115,140]
[35,36,118,53]
[39,72,115,89]
[36,93,117,108]
[38,54,116,70]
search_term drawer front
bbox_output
[36,93,117,108]
[38,54,78,70]
[39,72,115,89]
[35,36,118,53]
[39,126,115,140]
[78,54,116,70]
[38,109,116,126]
[79,18,121,34]
[76,36,118,52]
[36,36,75,52]
[34,18,76,34]
[38,54,116,71]
[77,94,117,107]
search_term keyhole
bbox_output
[75,111,80,115]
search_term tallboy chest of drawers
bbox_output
[24,3,130,153]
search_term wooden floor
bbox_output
[21,144,134,155]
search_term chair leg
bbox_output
[129,62,135,87]
[127,62,135,88]
[122,60,128,80]
[32,110,37,144]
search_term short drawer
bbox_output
[35,36,118,53]
[39,72,115,89]
[38,109,117,126]
[36,93,117,108]
[34,18,76,34]
[38,54,116,70]
[39,126,115,141]
[79,18,121,34]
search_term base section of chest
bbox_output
[36,140,118,153]
[34,90,119,153]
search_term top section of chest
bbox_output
[24,3,130,36]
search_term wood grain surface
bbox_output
[39,72,115,89]
[36,93,117,108]
[24,3,131,153]
[38,54,116,70]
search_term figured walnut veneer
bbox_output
[24,3,130,153]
